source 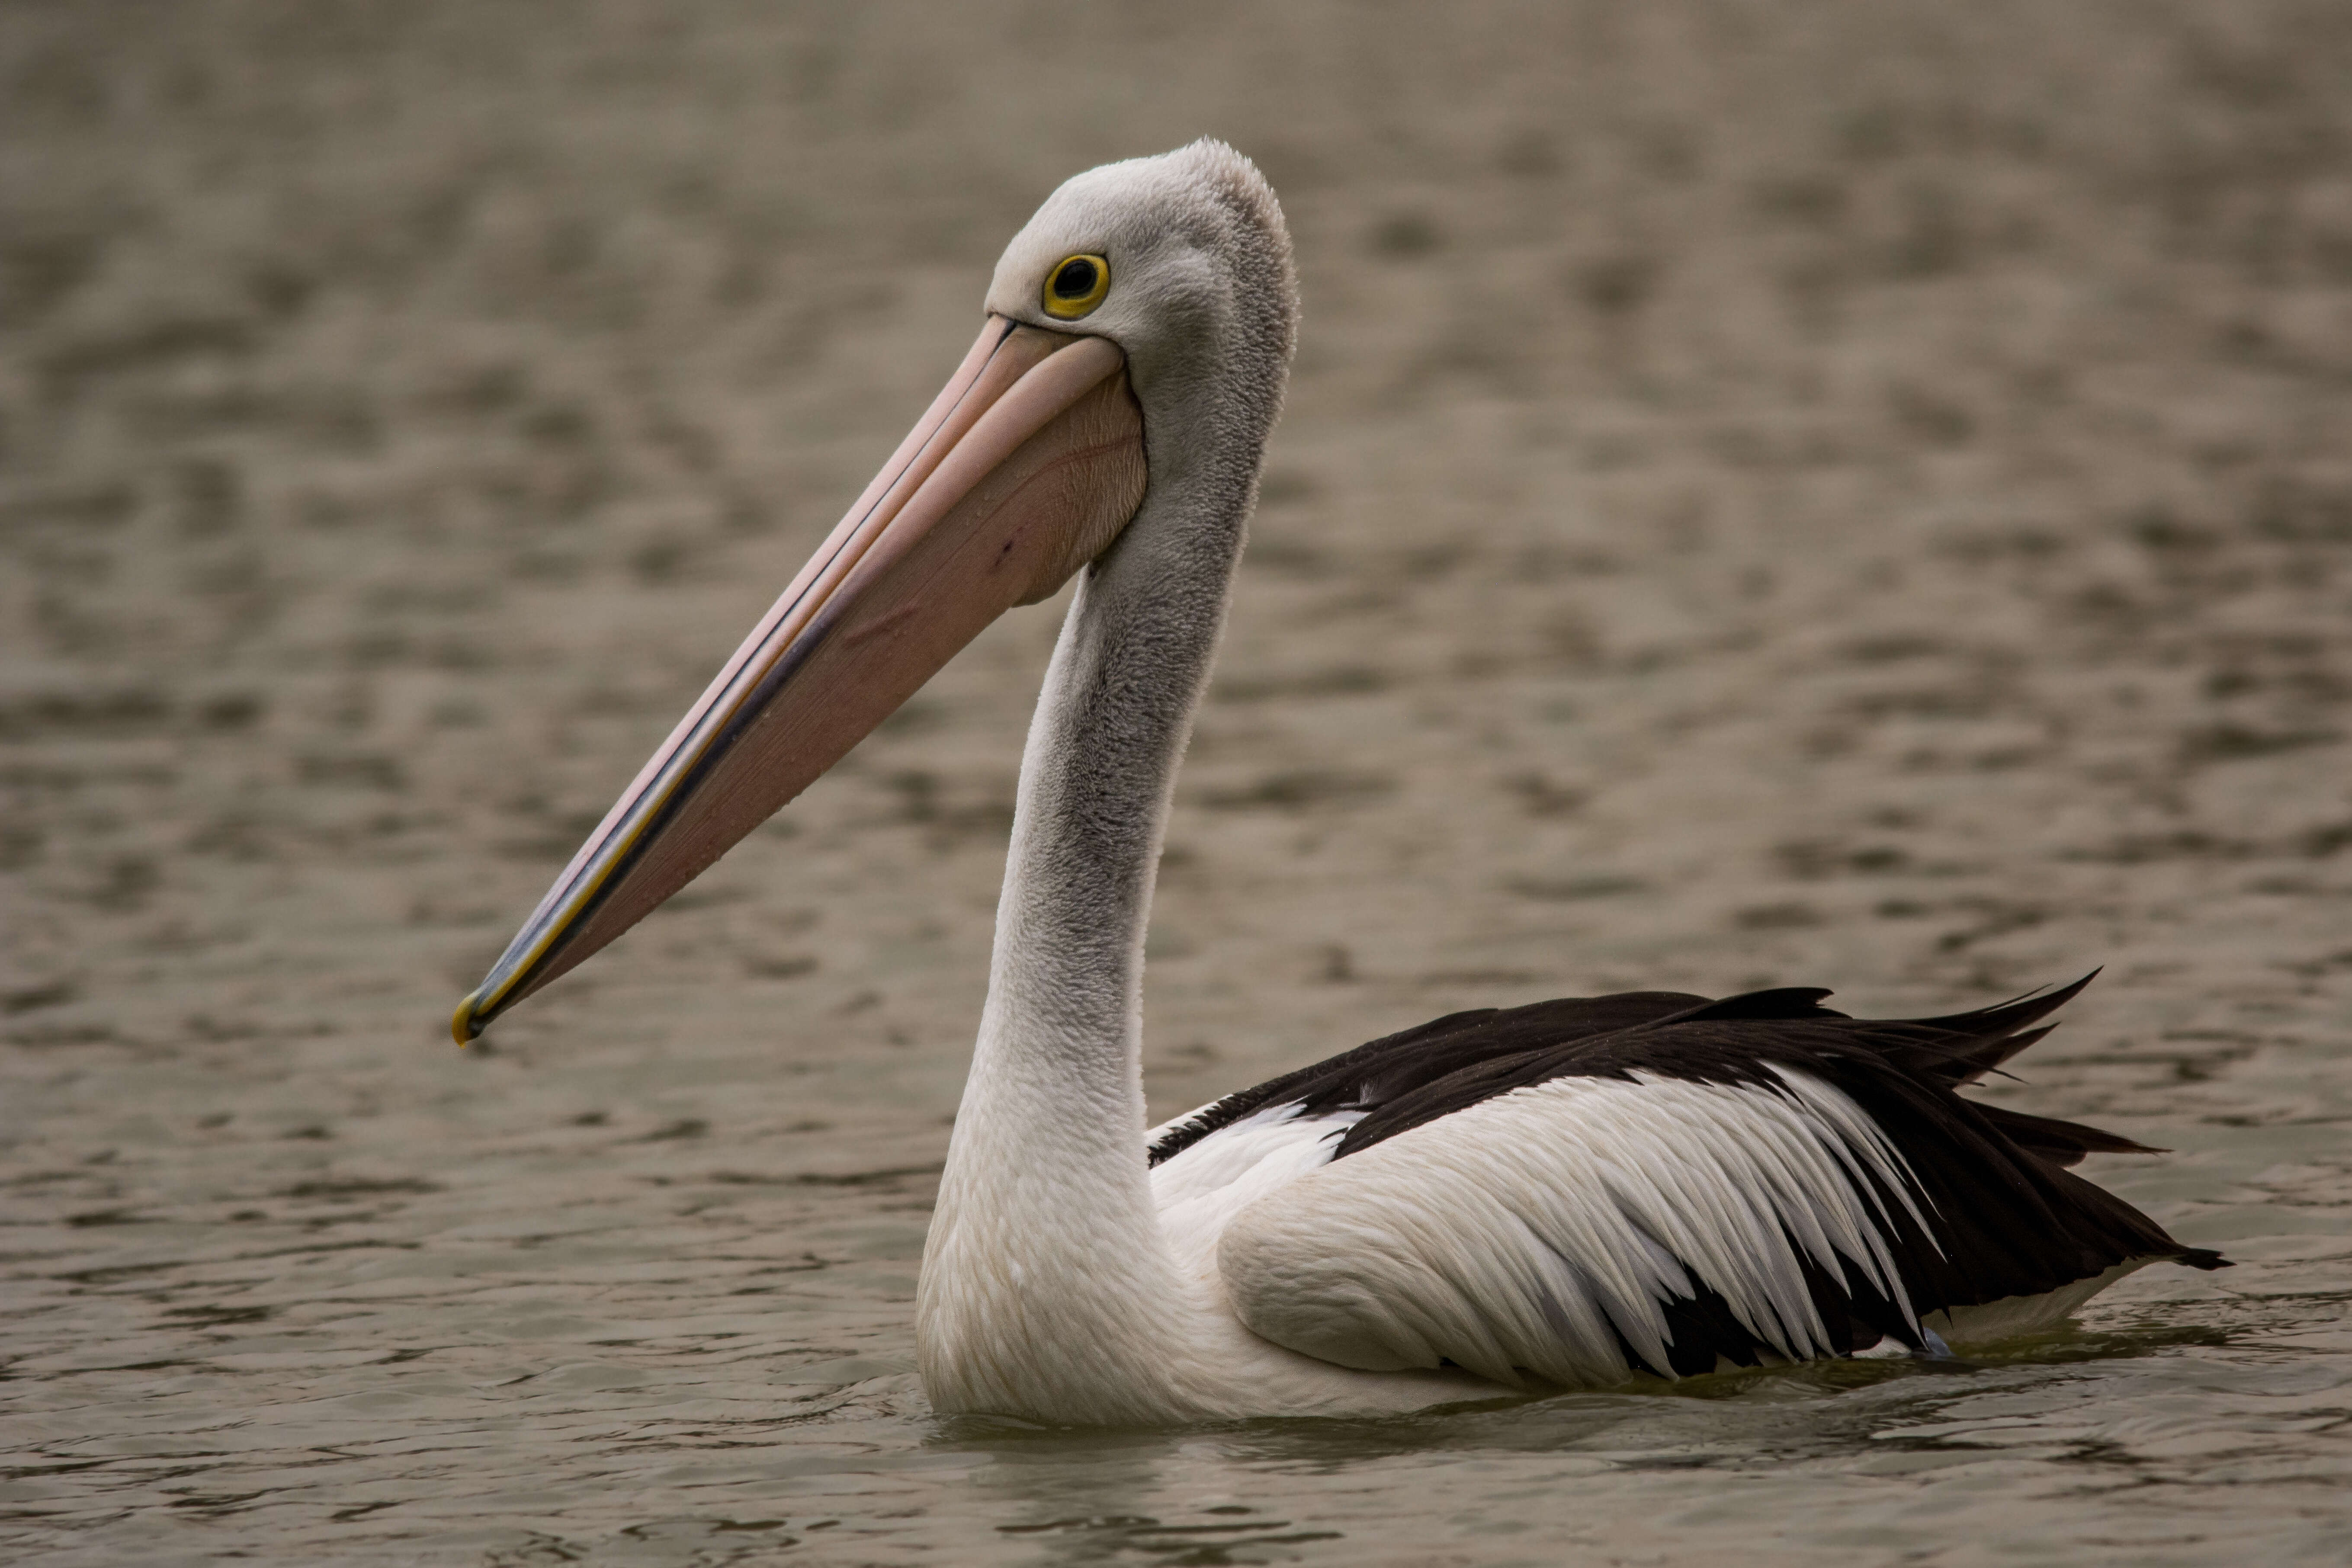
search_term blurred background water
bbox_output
[2,2,2349,1562]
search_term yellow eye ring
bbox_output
[1042,253,1111,320]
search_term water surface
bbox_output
[4,3,2350,1562]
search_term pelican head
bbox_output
[452,140,1296,1042]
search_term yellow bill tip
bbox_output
[451,991,487,1048]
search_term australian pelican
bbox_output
[452,141,2226,1424]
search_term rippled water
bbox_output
[6,3,2351,1562]
[7,1005,2345,1564]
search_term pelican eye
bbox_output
[1042,253,1110,320]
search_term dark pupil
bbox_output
[1052,259,1098,299]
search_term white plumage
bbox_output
[1208,1072,1933,1386]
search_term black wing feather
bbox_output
[1154,971,2227,1379]
[1147,990,1710,1165]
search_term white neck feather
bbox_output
[916,470,1245,1424]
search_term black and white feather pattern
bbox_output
[1147,977,2225,1387]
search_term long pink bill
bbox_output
[452,316,1146,1044]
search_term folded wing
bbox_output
[1179,978,2223,1388]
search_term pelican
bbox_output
[452,141,2226,1425]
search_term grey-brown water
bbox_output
[4,3,2350,1562]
